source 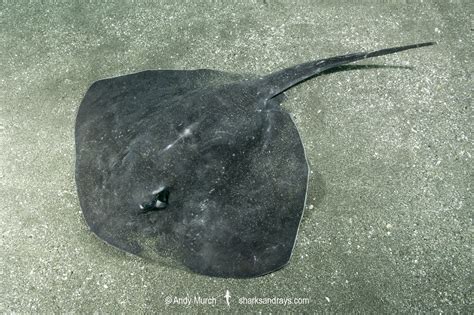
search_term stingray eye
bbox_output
[155,187,170,206]
[140,187,170,213]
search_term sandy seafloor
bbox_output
[0,0,472,313]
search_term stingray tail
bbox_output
[261,41,436,100]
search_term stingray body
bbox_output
[75,42,434,277]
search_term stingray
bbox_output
[75,42,435,278]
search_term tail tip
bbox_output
[419,41,437,47]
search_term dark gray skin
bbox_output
[75,42,435,278]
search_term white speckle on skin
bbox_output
[161,123,197,153]
[181,127,192,137]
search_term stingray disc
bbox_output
[75,42,435,277]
